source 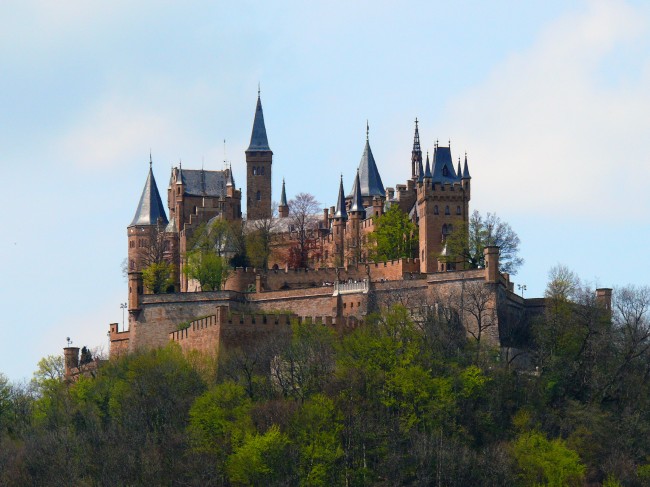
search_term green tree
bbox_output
[184,250,231,291]
[513,430,585,486]
[443,210,523,274]
[141,260,174,294]
[226,425,292,486]
[292,394,344,486]
[366,204,417,261]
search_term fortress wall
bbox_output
[247,287,337,318]
[130,291,243,352]
[109,323,130,358]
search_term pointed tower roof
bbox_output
[349,170,365,213]
[457,159,462,180]
[412,118,421,155]
[431,145,458,183]
[129,160,168,227]
[349,123,385,198]
[424,152,432,179]
[280,178,288,207]
[226,164,236,187]
[247,92,271,152]
[333,175,348,220]
[462,153,471,179]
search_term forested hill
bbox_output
[1,285,650,486]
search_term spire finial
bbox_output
[149,150,152,169]
[366,120,369,141]
[258,82,260,97]
[415,117,418,127]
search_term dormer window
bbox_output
[442,166,449,177]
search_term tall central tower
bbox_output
[246,92,273,220]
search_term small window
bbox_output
[252,167,256,175]
[261,167,265,175]
[256,191,261,201]
[442,166,449,177]
[456,206,461,215]
[434,205,439,215]
[445,206,450,215]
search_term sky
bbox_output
[1,0,649,381]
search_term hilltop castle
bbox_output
[86,91,609,367]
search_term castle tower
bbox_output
[226,164,236,198]
[347,170,365,265]
[128,155,169,273]
[348,123,385,208]
[278,179,289,218]
[412,118,423,181]
[246,91,273,220]
[332,176,348,266]
[417,145,470,273]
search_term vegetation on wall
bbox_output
[366,204,418,262]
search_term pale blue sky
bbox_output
[2,0,649,381]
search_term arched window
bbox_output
[445,205,450,215]
[456,206,461,215]
[442,166,449,177]
[261,166,265,175]
[256,191,261,201]
[434,205,439,215]
[252,167,257,175]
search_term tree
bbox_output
[545,264,581,302]
[287,193,321,268]
[184,250,231,291]
[443,210,523,274]
[456,280,497,363]
[366,205,417,262]
[245,204,278,269]
[141,260,175,294]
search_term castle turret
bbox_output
[462,153,471,199]
[332,175,348,266]
[246,90,273,220]
[417,145,471,273]
[278,178,289,218]
[226,164,236,198]
[63,346,80,379]
[347,170,365,265]
[128,155,168,273]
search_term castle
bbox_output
[74,91,611,367]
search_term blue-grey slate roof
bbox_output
[247,95,271,152]
[179,169,227,197]
[280,179,288,206]
[431,146,460,183]
[349,171,365,213]
[348,139,385,198]
[129,168,169,227]
[334,176,348,220]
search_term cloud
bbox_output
[439,0,650,219]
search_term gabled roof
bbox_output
[349,171,365,213]
[178,169,227,197]
[431,146,459,183]
[247,95,271,152]
[129,166,169,227]
[348,138,385,198]
[333,176,348,220]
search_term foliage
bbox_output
[366,204,418,261]
[141,260,174,294]
[513,430,585,486]
[183,249,231,291]
[443,209,523,274]
[4,278,650,485]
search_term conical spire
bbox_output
[280,178,288,207]
[129,158,169,227]
[457,159,462,181]
[424,152,432,179]
[412,118,421,154]
[349,124,385,198]
[247,92,271,151]
[226,164,235,187]
[333,175,348,220]
[418,157,424,183]
[349,170,364,213]
[462,153,471,179]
